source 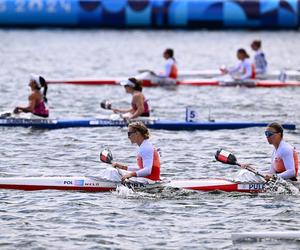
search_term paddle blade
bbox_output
[100,149,113,164]
[0,112,12,118]
[215,149,238,165]
[100,100,112,110]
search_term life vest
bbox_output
[169,63,178,79]
[251,64,256,79]
[137,148,160,181]
[274,148,298,179]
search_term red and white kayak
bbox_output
[47,75,300,88]
[0,176,267,193]
[179,69,300,81]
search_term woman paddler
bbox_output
[111,78,150,119]
[103,122,161,183]
[14,74,49,118]
[240,122,298,181]
[113,122,160,181]
[264,122,298,181]
[221,48,256,80]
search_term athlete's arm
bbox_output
[229,62,242,75]
[14,94,37,113]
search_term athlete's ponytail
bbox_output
[39,76,48,103]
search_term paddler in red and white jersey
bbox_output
[135,48,178,86]
[111,78,150,119]
[160,48,178,80]
[264,122,298,181]
[221,48,256,80]
[13,74,49,118]
[239,122,298,182]
[112,122,161,182]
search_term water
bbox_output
[0,29,300,249]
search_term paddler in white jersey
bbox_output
[113,122,161,182]
[251,40,268,75]
[221,48,256,81]
[159,48,178,80]
[135,48,178,86]
[264,122,298,181]
[238,122,298,182]
[101,122,161,183]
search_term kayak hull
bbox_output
[0,177,267,193]
[179,69,300,81]
[0,118,296,130]
[47,79,300,88]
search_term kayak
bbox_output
[179,69,300,81]
[0,176,267,193]
[47,78,300,88]
[0,117,296,130]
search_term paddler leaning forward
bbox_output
[111,78,150,120]
[102,122,161,183]
[240,122,298,182]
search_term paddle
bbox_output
[100,148,114,164]
[99,149,129,183]
[137,69,156,75]
[100,100,112,110]
[0,112,12,118]
[215,149,267,180]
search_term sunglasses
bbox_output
[127,131,136,137]
[265,131,279,138]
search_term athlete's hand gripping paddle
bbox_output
[215,149,268,180]
[100,149,129,183]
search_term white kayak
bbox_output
[46,71,300,88]
[0,176,267,193]
[232,231,300,241]
[179,69,300,81]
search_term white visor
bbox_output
[30,74,41,88]
[119,79,135,87]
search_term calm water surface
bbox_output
[0,30,300,249]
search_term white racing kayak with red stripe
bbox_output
[179,69,300,81]
[47,77,300,88]
[0,176,267,193]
